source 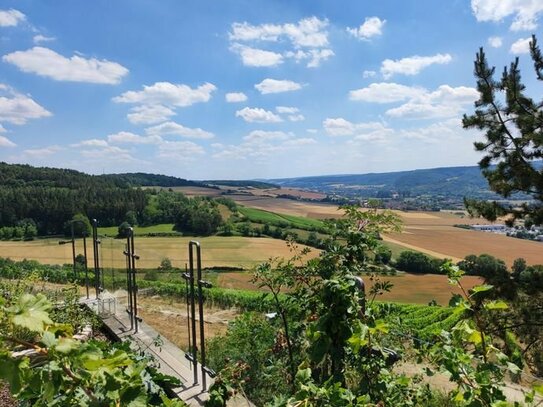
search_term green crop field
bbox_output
[238,206,325,230]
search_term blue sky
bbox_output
[0,0,541,179]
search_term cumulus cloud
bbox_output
[488,36,503,48]
[323,118,387,137]
[3,47,129,84]
[145,121,214,139]
[510,37,531,54]
[0,9,25,27]
[0,136,16,147]
[230,44,284,67]
[107,131,162,144]
[385,85,478,119]
[157,141,205,160]
[73,139,109,148]
[225,92,248,103]
[363,70,377,78]
[381,53,452,79]
[255,79,302,94]
[243,130,291,143]
[347,17,386,40]
[284,48,334,68]
[276,106,304,121]
[230,17,329,47]
[0,85,52,125]
[126,105,175,125]
[235,107,282,123]
[33,34,55,44]
[23,145,63,156]
[349,82,424,103]
[471,0,543,31]
[229,17,333,68]
[113,82,216,106]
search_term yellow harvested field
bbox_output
[0,236,318,269]
[233,198,542,267]
[216,271,483,305]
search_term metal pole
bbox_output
[129,228,139,333]
[124,238,134,331]
[195,242,208,391]
[183,264,192,364]
[83,235,89,299]
[188,242,198,385]
[70,221,76,280]
[92,219,101,299]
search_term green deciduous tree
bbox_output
[463,35,543,225]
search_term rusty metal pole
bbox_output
[92,219,101,299]
[83,235,89,299]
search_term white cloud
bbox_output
[244,130,291,143]
[236,107,282,123]
[230,44,284,67]
[276,106,299,114]
[107,131,162,144]
[230,17,329,48]
[323,118,386,137]
[381,53,452,79]
[349,82,424,103]
[255,78,302,94]
[126,105,175,124]
[225,92,248,103]
[510,37,531,54]
[0,9,25,27]
[23,145,63,156]
[284,48,334,68]
[145,121,214,139]
[363,70,377,78]
[113,82,216,106]
[347,17,386,40]
[0,136,16,147]
[229,17,332,68]
[471,0,543,31]
[488,36,503,48]
[275,106,305,121]
[157,141,205,160]
[0,85,52,125]
[74,139,109,148]
[33,34,55,44]
[385,85,478,119]
[3,47,129,84]
[282,137,316,146]
[0,124,5,133]
[79,145,136,162]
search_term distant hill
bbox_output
[269,166,503,199]
[203,180,280,189]
[101,172,205,188]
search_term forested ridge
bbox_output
[0,162,218,236]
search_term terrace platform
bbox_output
[81,295,213,406]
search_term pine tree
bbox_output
[462,35,543,225]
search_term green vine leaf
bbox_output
[9,293,53,332]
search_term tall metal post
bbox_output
[124,240,134,331]
[188,242,199,385]
[83,235,89,299]
[70,222,77,280]
[129,228,139,333]
[92,219,101,299]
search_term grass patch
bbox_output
[98,223,176,236]
[238,206,325,231]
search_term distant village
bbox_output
[469,223,543,242]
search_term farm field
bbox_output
[98,223,176,236]
[227,197,541,267]
[215,271,482,305]
[0,236,317,269]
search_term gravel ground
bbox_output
[0,382,16,407]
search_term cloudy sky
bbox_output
[0,0,541,179]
